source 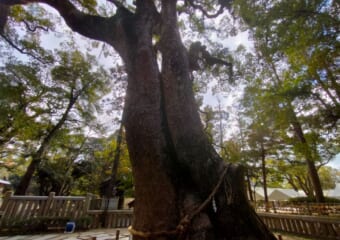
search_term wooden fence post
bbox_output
[272,201,277,213]
[115,229,120,240]
[306,202,312,215]
[0,191,13,212]
[42,192,55,217]
[85,193,93,213]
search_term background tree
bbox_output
[0,48,111,195]
[36,132,86,195]
[71,132,132,197]
[234,28,338,202]
[0,60,48,149]
[234,0,339,202]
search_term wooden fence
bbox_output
[1,192,340,239]
[259,212,340,240]
[0,192,130,231]
[254,201,340,216]
[0,192,89,226]
[87,210,132,228]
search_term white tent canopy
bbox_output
[251,184,340,201]
[251,187,306,201]
[0,179,10,185]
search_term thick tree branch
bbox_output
[107,0,125,8]
[185,0,231,18]
[45,0,117,43]
[0,3,9,33]
[0,0,119,44]
[136,0,161,34]
[188,41,232,76]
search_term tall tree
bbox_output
[71,134,132,196]
[36,132,87,195]
[234,0,339,202]
[1,1,276,239]
[12,50,110,194]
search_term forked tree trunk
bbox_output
[122,1,276,239]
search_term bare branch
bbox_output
[23,20,49,32]
[0,32,52,63]
[185,0,225,18]
[188,41,233,76]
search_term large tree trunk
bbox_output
[14,156,40,195]
[122,1,276,239]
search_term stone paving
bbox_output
[0,228,131,240]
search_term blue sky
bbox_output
[328,154,340,169]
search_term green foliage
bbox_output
[0,61,48,147]
[221,139,242,163]
[235,0,339,127]
[318,166,338,190]
[200,105,218,145]
[0,42,113,194]
[233,0,339,199]
[10,5,54,28]
[71,133,133,197]
[77,0,98,14]
[36,134,86,195]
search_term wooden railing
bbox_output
[259,212,340,240]
[87,210,133,228]
[254,201,340,216]
[1,192,339,239]
[0,191,131,231]
[0,192,89,227]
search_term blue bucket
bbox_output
[65,221,76,233]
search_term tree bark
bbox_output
[260,142,269,211]
[246,171,254,202]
